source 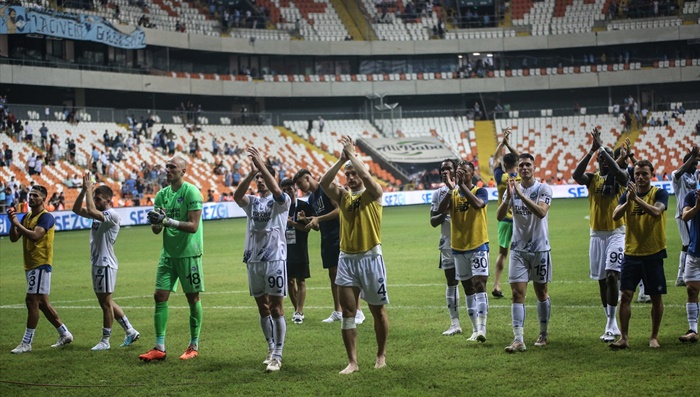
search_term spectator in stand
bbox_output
[212,138,219,155]
[3,145,12,168]
[33,155,43,176]
[167,137,176,156]
[189,137,198,157]
[39,123,48,150]
[24,122,33,144]
[27,153,37,176]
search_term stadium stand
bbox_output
[59,0,219,36]
[495,113,627,183]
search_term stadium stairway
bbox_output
[330,0,370,40]
[277,126,338,164]
[473,120,497,181]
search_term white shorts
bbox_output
[677,218,690,247]
[685,253,700,282]
[454,250,490,280]
[26,266,52,295]
[336,253,389,306]
[509,251,552,284]
[247,260,287,298]
[439,249,455,270]
[92,265,117,294]
[589,232,624,280]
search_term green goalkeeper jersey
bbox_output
[154,181,204,258]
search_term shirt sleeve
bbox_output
[654,188,669,210]
[103,209,119,227]
[186,185,203,211]
[618,191,628,205]
[494,167,504,184]
[476,187,489,202]
[36,213,55,231]
[538,184,553,206]
[430,189,440,212]
[683,191,696,209]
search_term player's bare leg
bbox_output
[329,266,341,312]
[610,290,633,349]
[492,246,507,297]
[649,294,663,348]
[287,278,298,312]
[339,286,360,374]
[370,304,388,369]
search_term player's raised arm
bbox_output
[74,173,105,221]
[674,146,699,180]
[320,146,349,204]
[573,128,602,186]
[234,160,257,208]
[342,135,382,201]
[249,147,284,201]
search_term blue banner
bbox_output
[0,6,146,49]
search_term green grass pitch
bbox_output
[0,197,697,397]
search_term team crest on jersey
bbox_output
[177,197,183,204]
[191,266,197,272]
[276,269,283,275]
[97,268,103,275]
[540,258,546,264]
[378,278,384,283]
[347,198,362,212]
[29,270,36,276]
[530,191,538,200]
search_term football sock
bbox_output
[678,251,687,280]
[512,303,525,343]
[22,328,35,344]
[638,281,646,296]
[260,315,274,351]
[475,292,488,333]
[466,294,477,333]
[537,298,551,335]
[56,324,69,336]
[102,327,112,341]
[189,301,202,345]
[155,301,168,350]
[446,285,459,321]
[688,302,699,333]
[116,315,133,332]
[606,304,618,331]
[272,315,286,360]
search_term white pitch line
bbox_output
[0,304,688,310]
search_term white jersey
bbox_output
[431,186,451,250]
[241,193,291,263]
[671,169,699,219]
[90,208,120,268]
[509,181,552,252]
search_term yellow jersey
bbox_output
[624,186,667,256]
[587,172,626,231]
[339,190,382,254]
[21,209,55,270]
[450,186,489,251]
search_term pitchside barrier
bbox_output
[0,181,676,236]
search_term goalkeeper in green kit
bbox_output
[139,156,204,362]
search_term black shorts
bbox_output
[320,242,340,269]
[287,261,310,280]
[620,253,667,295]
